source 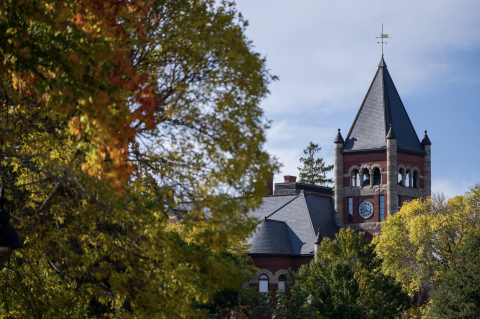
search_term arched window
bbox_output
[362,171,370,186]
[413,171,418,188]
[259,274,269,292]
[373,168,381,185]
[351,169,360,187]
[398,168,404,186]
[406,170,411,187]
[278,274,287,291]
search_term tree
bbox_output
[0,0,278,317]
[430,233,480,319]
[297,142,333,186]
[373,188,480,298]
[295,229,409,319]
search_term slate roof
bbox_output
[248,220,292,255]
[248,193,338,256]
[343,57,425,154]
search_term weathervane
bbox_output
[376,23,391,56]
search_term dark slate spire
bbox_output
[421,130,432,145]
[343,57,425,154]
[378,56,387,67]
[314,229,322,245]
[386,124,396,139]
[334,129,344,144]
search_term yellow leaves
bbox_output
[375,192,480,299]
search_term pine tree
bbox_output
[297,142,334,186]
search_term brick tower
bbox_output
[334,56,431,238]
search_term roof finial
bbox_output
[376,23,391,56]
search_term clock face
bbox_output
[359,201,374,219]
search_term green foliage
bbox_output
[430,234,480,318]
[271,275,314,319]
[373,188,480,297]
[0,0,279,317]
[296,229,409,319]
[297,142,333,186]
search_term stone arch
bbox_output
[348,165,361,176]
[273,269,292,283]
[348,165,361,187]
[359,165,371,186]
[405,166,413,187]
[359,165,371,175]
[412,167,421,188]
[250,269,275,284]
[371,163,384,173]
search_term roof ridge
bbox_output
[344,67,382,143]
[265,195,300,219]
[301,194,317,240]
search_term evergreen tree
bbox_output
[297,142,334,186]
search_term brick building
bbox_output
[246,56,431,294]
[333,56,431,238]
[246,178,338,292]
[170,56,431,297]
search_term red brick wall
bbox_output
[343,152,388,187]
[250,256,312,292]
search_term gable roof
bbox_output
[343,57,425,155]
[248,193,338,256]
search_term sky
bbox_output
[234,0,480,198]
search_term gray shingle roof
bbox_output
[343,57,425,154]
[248,220,292,255]
[248,193,338,256]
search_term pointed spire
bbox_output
[334,129,344,144]
[386,124,397,139]
[378,56,387,67]
[421,130,432,145]
[314,229,322,245]
[343,57,425,154]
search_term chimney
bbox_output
[265,173,274,195]
[284,175,297,183]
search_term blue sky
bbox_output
[234,0,480,197]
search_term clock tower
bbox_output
[333,56,431,238]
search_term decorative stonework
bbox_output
[371,163,384,173]
[346,222,382,230]
[250,269,275,284]
[344,185,387,196]
[347,165,361,176]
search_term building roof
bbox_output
[343,56,425,155]
[248,193,338,256]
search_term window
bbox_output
[398,168,404,186]
[351,169,360,187]
[362,172,370,186]
[406,171,411,187]
[349,198,353,222]
[373,168,381,185]
[380,195,384,221]
[413,171,418,188]
[259,275,269,292]
[278,275,287,291]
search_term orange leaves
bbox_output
[0,0,161,191]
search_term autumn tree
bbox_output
[373,188,480,298]
[295,229,409,319]
[0,0,278,317]
[297,142,333,186]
